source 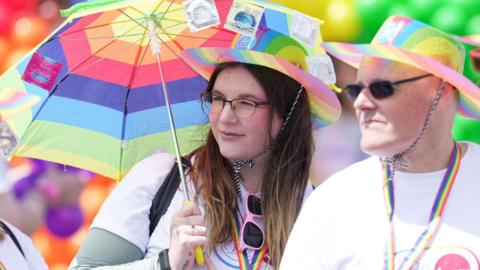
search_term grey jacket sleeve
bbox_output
[68,228,161,270]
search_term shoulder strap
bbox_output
[149,157,191,236]
[0,220,25,257]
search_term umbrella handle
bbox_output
[183,200,205,266]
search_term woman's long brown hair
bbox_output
[188,62,313,268]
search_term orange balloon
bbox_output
[10,14,50,47]
[0,37,10,60]
[4,46,31,71]
[80,181,111,223]
[0,37,11,73]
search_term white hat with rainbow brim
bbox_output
[322,15,480,120]
[181,29,342,129]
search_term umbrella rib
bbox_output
[119,27,150,178]
[127,30,150,89]
[123,6,148,17]
[118,9,149,31]
[156,31,234,42]
[155,33,184,65]
[157,23,185,52]
[60,17,148,38]
[74,35,146,74]
[59,33,147,41]
[159,20,236,38]
[151,0,171,19]
[20,23,146,150]
[68,23,146,74]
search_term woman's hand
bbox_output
[169,202,207,270]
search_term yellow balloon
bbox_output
[271,0,361,42]
[271,0,327,19]
[323,0,361,41]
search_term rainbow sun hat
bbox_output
[180,28,342,129]
[322,15,480,120]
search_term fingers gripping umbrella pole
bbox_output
[148,18,205,266]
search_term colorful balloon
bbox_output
[10,14,50,47]
[0,3,13,37]
[3,0,38,12]
[429,3,466,35]
[322,0,361,41]
[465,14,480,36]
[405,0,443,22]
[46,205,85,238]
[453,115,480,144]
[357,0,394,42]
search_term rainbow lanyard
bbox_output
[232,214,269,270]
[383,143,462,270]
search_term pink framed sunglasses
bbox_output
[239,194,265,251]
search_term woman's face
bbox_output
[208,66,282,161]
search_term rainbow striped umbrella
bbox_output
[0,0,330,180]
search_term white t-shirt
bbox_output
[92,152,313,269]
[281,142,480,270]
[0,160,10,194]
[0,219,48,270]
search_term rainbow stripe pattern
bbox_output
[382,143,462,270]
[0,0,329,180]
[0,89,40,121]
[322,15,480,121]
[458,34,480,47]
[231,214,269,270]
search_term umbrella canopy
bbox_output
[0,0,334,180]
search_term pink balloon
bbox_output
[3,0,38,11]
[0,3,13,37]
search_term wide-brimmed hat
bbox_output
[322,15,480,120]
[180,28,341,128]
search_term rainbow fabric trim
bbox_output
[458,34,480,47]
[181,47,341,128]
[382,143,462,270]
[232,214,269,270]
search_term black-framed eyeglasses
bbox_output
[344,74,433,101]
[201,92,269,118]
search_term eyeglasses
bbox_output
[239,194,264,251]
[344,74,432,101]
[201,92,269,118]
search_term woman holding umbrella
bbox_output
[70,31,341,270]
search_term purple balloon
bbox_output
[46,205,84,238]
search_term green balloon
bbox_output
[465,14,480,36]
[430,4,466,35]
[451,0,480,17]
[358,0,394,42]
[388,2,412,18]
[406,0,443,22]
[453,115,480,144]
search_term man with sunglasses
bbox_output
[281,16,480,269]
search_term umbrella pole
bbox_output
[149,18,190,201]
[150,19,204,266]
[155,54,191,202]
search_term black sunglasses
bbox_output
[345,74,432,101]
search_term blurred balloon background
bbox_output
[0,0,478,268]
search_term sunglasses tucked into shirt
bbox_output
[345,74,432,101]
